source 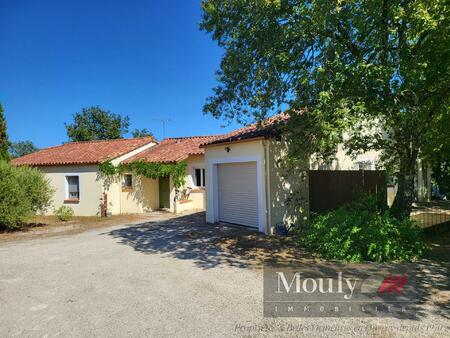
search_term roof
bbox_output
[201,112,290,147]
[11,137,157,166]
[124,136,219,164]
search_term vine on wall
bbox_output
[99,160,187,189]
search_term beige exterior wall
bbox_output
[102,177,121,215]
[103,155,207,215]
[36,146,207,217]
[189,191,205,209]
[176,200,195,213]
[310,145,380,170]
[171,155,206,213]
[40,164,160,217]
[39,165,103,216]
[103,141,158,214]
[266,138,309,233]
[184,155,205,188]
[120,176,160,214]
[102,175,160,215]
[309,125,382,170]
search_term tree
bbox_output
[9,141,38,158]
[423,105,450,197]
[0,103,11,162]
[201,0,450,218]
[65,106,130,142]
[0,161,53,230]
[131,128,154,138]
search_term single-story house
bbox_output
[12,113,430,234]
[11,136,215,216]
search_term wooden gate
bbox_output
[309,170,386,213]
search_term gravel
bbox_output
[0,213,448,337]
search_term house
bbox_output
[12,113,429,233]
[11,136,214,216]
[10,114,382,231]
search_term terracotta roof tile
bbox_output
[201,112,290,147]
[125,136,220,163]
[11,137,156,166]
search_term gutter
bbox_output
[201,136,265,148]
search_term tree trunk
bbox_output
[391,155,417,219]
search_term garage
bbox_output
[217,162,258,228]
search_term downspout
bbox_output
[262,139,272,234]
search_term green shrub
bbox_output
[0,161,53,231]
[298,195,424,262]
[54,205,74,221]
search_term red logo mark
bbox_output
[378,275,408,293]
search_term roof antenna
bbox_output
[152,118,171,139]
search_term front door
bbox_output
[159,177,170,209]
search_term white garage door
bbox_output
[217,162,258,228]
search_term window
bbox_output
[123,174,133,188]
[357,161,373,170]
[66,176,80,200]
[194,168,206,187]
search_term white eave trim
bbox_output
[111,142,157,165]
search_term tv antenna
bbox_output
[152,118,171,139]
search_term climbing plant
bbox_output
[98,160,187,189]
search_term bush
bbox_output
[54,205,74,221]
[0,161,53,231]
[298,195,424,262]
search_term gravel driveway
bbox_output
[0,212,448,337]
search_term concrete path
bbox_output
[0,213,448,337]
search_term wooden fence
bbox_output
[309,170,386,213]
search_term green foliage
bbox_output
[65,106,130,142]
[0,103,11,162]
[9,140,39,158]
[298,195,424,262]
[201,0,450,218]
[424,104,450,197]
[54,205,74,221]
[99,161,187,189]
[0,161,53,231]
[131,128,154,138]
[432,160,450,197]
[98,161,117,176]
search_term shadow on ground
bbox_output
[106,212,449,320]
[107,212,311,269]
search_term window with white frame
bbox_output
[194,168,206,187]
[123,174,133,188]
[66,176,80,200]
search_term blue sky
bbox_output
[0,0,241,148]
